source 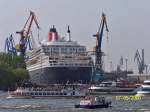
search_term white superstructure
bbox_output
[136,80,150,96]
[26,26,93,71]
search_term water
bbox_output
[0,91,150,112]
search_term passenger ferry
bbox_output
[88,81,136,95]
[136,80,150,96]
[7,84,87,99]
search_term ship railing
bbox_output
[49,61,92,66]
[28,84,87,92]
[30,85,66,92]
[49,53,88,58]
[49,63,90,67]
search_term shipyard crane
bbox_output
[93,13,109,71]
[134,49,147,74]
[16,11,40,57]
[117,56,124,72]
[4,34,17,56]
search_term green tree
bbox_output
[13,68,29,83]
[0,61,16,90]
[0,53,29,90]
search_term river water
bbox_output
[0,91,150,112]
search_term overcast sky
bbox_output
[0,0,150,73]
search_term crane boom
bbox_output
[16,11,40,57]
[134,49,147,74]
[5,34,17,56]
[93,13,109,71]
[98,13,109,48]
[24,11,40,38]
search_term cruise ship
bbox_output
[25,26,93,85]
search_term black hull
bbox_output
[29,67,92,85]
[90,88,134,92]
[75,103,110,109]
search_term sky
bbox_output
[0,0,150,73]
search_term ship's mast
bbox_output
[67,25,71,41]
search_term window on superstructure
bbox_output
[31,92,34,95]
[70,48,72,51]
[81,47,84,51]
[43,47,45,51]
[52,47,59,55]
[76,48,80,53]
[79,48,83,51]
[84,47,86,51]
[61,47,67,54]
[61,48,65,53]
[45,47,48,51]
[72,48,76,51]
[48,48,51,52]
[77,47,85,54]
[56,48,59,51]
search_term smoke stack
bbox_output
[66,25,71,41]
[48,25,58,42]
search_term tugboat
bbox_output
[75,96,111,109]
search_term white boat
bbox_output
[136,80,150,96]
[89,81,117,91]
[88,81,135,94]
[7,84,87,99]
[75,96,111,109]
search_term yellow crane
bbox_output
[93,13,109,71]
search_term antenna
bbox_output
[67,25,71,41]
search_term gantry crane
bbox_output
[16,11,40,57]
[134,49,147,74]
[5,34,17,56]
[93,13,109,72]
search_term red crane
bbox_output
[16,11,40,57]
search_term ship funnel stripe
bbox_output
[55,32,58,40]
[49,32,53,41]
[48,32,58,41]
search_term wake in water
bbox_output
[0,104,48,110]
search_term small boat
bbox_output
[88,81,136,95]
[7,84,87,99]
[136,80,150,96]
[75,96,111,109]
